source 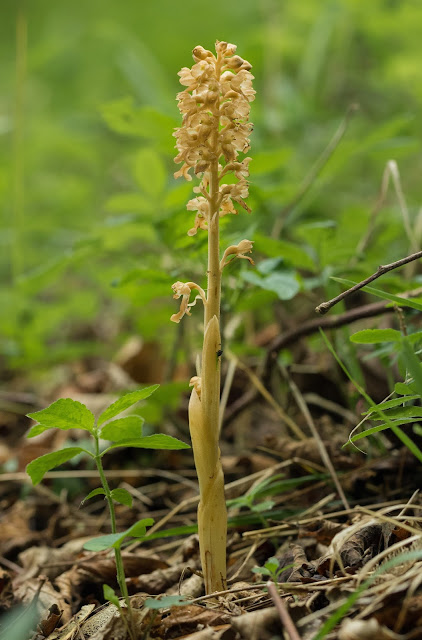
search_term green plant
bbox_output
[26,385,189,640]
[251,557,293,583]
[321,326,422,463]
[347,327,422,458]
[312,549,422,640]
[169,40,255,594]
[226,473,287,531]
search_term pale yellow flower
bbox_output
[174,40,254,235]
[186,196,210,235]
[170,281,206,323]
[220,239,254,270]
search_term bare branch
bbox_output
[316,252,422,315]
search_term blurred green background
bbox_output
[2,0,422,377]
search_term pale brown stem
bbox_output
[192,52,227,594]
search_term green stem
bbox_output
[94,436,136,639]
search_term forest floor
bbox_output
[1,336,422,640]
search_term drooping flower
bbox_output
[220,239,254,271]
[170,281,206,323]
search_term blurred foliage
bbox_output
[1,0,422,377]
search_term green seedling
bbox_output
[26,385,189,640]
[170,40,255,594]
[252,557,293,583]
[227,474,286,514]
[227,474,286,531]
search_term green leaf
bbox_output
[265,558,280,571]
[251,566,271,576]
[100,416,144,441]
[83,533,123,551]
[125,518,154,538]
[332,278,422,312]
[395,381,417,395]
[27,423,51,438]
[83,517,154,551]
[97,386,159,426]
[103,585,120,608]
[27,447,86,485]
[364,396,419,414]
[133,148,166,198]
[27,398,95,435]
[348,420,416,442]
[407,331,422,345]
[370,406,422,420]
[110,488,133,508]
[251,500,275,513]
[81,487,106,504]
[400,338,422,398]
[242,271,300,300]
[144,595,190,610]
[350,328,402,344]
[102,434,190,455]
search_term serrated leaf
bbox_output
[27,398,95,434]
[81,488,106,504]
[100,416,144,441]
[133,148,166,198]
[97,386,159,426]
[83,517,154,551]
[102,434,190,455]
[27,447,85,485]
[144,595,190,610]
[110,488,133,508]
[350,329,402,344]
[103,584,120,608]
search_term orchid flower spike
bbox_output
[173,40,255,237]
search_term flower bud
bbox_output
[192,46,213,62]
